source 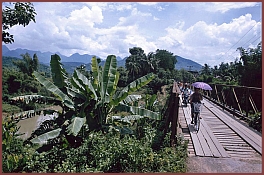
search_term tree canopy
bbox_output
[2,2,37,44]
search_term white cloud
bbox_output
[204,2,260,13]
[137,2,159,6]
[68,6,103,28]
[156,13,261,66]
[116,7,152,26]
[153,16,160,21]
[155,5,165,11]
[108,3,133,11]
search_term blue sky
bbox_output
[2,2,262,67]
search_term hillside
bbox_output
[175,56,202,71]
[2,56,50,74]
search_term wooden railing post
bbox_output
[169,81,181,147]
[245,88,249,118]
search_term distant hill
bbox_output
[2,45,203,73]
[2,45,122,64]
[175,56,202,71]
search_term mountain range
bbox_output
[2,45,202,73]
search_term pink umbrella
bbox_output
[191,82,212,90]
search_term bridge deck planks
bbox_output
[181,103,230,157]
[203,100,262,155]
[200,119,229,157]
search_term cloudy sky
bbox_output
[3,2,262,67]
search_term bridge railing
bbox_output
[202,84,262,121]
[163,81,181,147]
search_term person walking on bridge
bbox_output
[181,83,191,105]
[189,87,203,124]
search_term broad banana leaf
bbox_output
[119,103,161,120]
[33,71,74,109]
[66,116,86,136]
[66,87,86,101]
[112,115,144,124]
[74,70,98,100]
[91,56,100,90]
[122,95,142,104]
[50,54,68,89]
[145,94,157,110]
[71,76,86,93]
[112,73,155,105]
[122,115,144,121]
[101,55,117,103]
[111,71,120,98]
[30,128,62,145]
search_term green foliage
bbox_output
[125,48,177,93]
[50,54,68,91]
[2,2,37,44]
[117,66,128,87]
[155,49,177,71]
[13,53,39,76]
[2,56,51,78]
[2,55,46,103]
[23,130,188,173]
[2,118,35,172]
[237,42,262,87]
[248,112,262,132]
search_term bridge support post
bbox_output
[170,95,180,147]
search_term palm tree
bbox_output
[125,47,147,81]
[126,56,141,81]
[142,52,160,74]
[200,63,211,75]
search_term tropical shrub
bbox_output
[30,54,160,148]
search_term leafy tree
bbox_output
[154,49,177,71]
[237,42,262,87]
[13,53,39,76]
[2,2,37,44]
[177,69,195,83]
[117,66,128,87]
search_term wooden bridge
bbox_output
[167,82,262,160]
[179,99,261,159]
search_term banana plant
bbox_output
[31,54,160,145]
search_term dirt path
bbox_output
[186,156,262,173]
